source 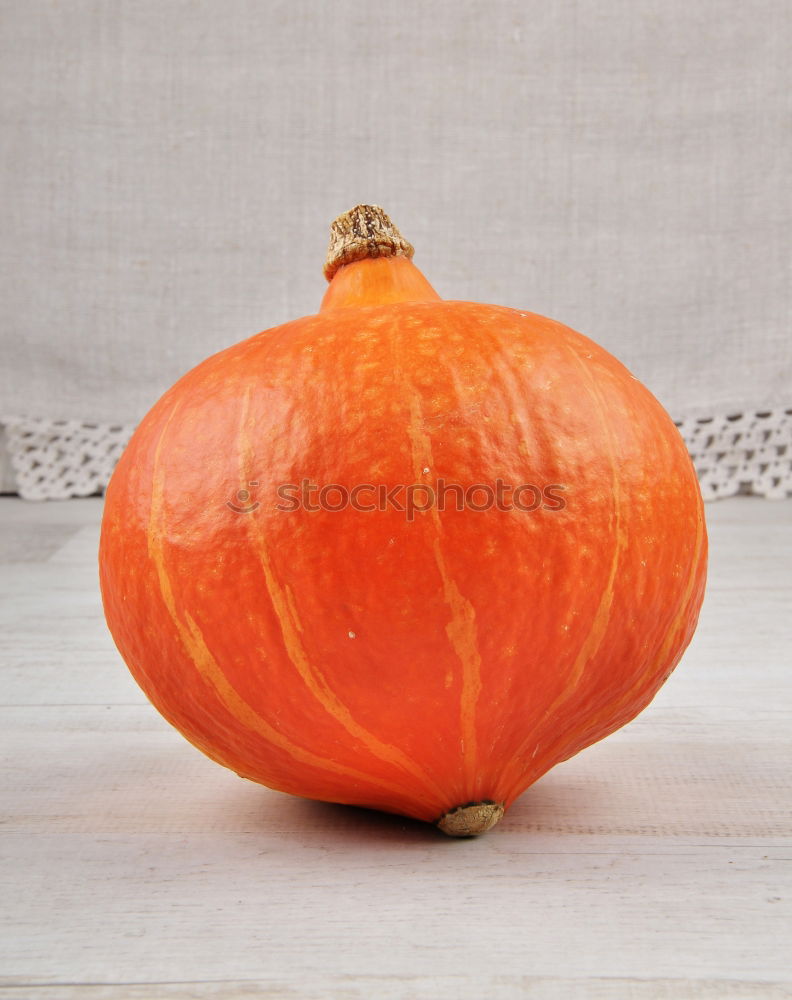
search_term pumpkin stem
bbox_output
[436,800,505,837]
[324,205,415,281]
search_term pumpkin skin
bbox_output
[99,207,707,834]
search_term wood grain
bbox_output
[1,496,790,999]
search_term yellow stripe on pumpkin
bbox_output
[404,380,483,794]
[538,341,627,718]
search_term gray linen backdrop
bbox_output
[1,1,790,432]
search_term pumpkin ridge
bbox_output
[573,505,706,752]
[147,404,432,807]
[558,338,626,690]
[394,334,484,800]
[538,339,626,704]
[505,467,707,804]
[237,386,448,803]
[495,332,626,796]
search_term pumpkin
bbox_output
[99,205,707,836]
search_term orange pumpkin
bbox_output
[99,205,707,836]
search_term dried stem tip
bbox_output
[436,801,505,837]
[324,204,414,281]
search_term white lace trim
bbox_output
[2,417,135,501]
[677,409,792,501]
[2,409,791,502]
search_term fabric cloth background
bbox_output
[1,2,790,443]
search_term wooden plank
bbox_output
[1,834,790,985]
[2,977,792,1000]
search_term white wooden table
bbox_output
[1,495,790,999]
